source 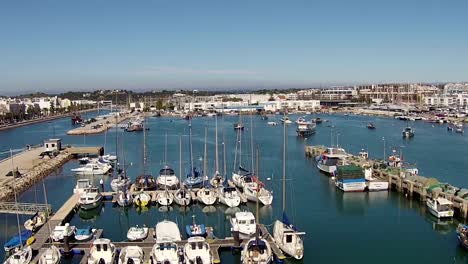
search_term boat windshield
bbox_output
[159,168,175,176]
[438,204,452,211]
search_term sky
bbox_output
[0,0,467,95]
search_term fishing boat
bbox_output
[23,212,46,231]
[315,147,349,175]
[71,162,111,175]
[135,175,157,191]
[4,230,32,252]
[230,212,256,239]
[157,166,180,190]
[402,126,415,138]
[79,187,103,210]
[184,237,213,264]
[87,238,117,264]
[426,197,454,219]
[456,224,468,250]
[174,188,191,206]
[273,119,305,259]
[50,223,75,242]
[367,123,376,129]
[134,192,151,207]
[4,246,32,264]
[118,246,144,264]
[241,237,273,264]
[218,187,241,207]
[335,165,367,192]
[74,226,96,241]
[155,220,182,243]
[363,166,389,191]
[116,190,133,207]
[38,245,61,264]
[296,123,316,137]
[73,179,93,194]
[127,225,149,241]
[157,190,174,206]
[185,215,207,237]
[150,241,180,264]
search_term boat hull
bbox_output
[335,180,366,192]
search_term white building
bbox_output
[263,100,321,112]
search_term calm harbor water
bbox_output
[0,112,467,263]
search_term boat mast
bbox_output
[143,117,147,174]
[239,111,242,169]
[282,114,286,213]
[256,146,260,222]
[189,120,194,178]
[250,111,254,174]
[10,149,23,247]
[164,133,168,166]
[215,115,219,174]
[222,112,227,177]
[179,135,182,189]
[203,126,207,181]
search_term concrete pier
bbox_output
[66,113,132,135]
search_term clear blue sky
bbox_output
[1,0,467,94]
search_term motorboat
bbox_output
[71,162,111,175]
[38,245,61,264]
[116,191,133,207]
[173,188,191,206]
[50,223,75,242]
[196,187,217,205]
[125,120,144,132]
[243,183,273,206]
[367,123,376,129]
[234,123,244,130]
[87,238,117,264]
[296,123,316,137]
[218,187,241,208]
[127,225,149,241]
[335,165,367,192]
[4,246,32,264]
[185,215,207,237]
[75,226,96,241]
[110,175,131,192]
[280,116,292,124]
[230,212,256,239]
[24,211,46,231]
[4,230,32,252]
[184,237,213,264]
[426,197,454,218]
[364,166,388,191]
[79,157,90,164]
[150,241,180,264]
[79,187,103,210]
[155,220,182,243]
[315,147,349,175]
[313,117,322,124]
[157,190,174,206]
[157,166,180,190]
[456,224,468,250]
[134,192,151,207]
[241,237,273,264]
[118,246,144,264]
[73,179,93,194]
[101,154,117,162]
[402,127,415,138]
[267,121,277,126]
[135,174,157,191]
[295,116,306,124]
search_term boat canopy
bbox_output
[159,167,175,176]
[247,238,268,250]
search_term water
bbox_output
[1,112,467,263]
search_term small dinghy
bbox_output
[127,225,149,241]
[75,226,96,241]
[185,215,206,237]
[38,245,61,264]
[24,212,47,231]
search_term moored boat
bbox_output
[218,187,241,208]
[4,230,32,252]
[78,187,103,210]
[230,211,256,239]
[185,215,207,237]
[241,237,273,264]
[74,226,96,241]
[426,197,454,219]
[38,245,61,264]
[87,238,117,264]
[118,246,144,264]
[23,212,46,231]
[335,165,367,192]
[184,237,213,264]
[456,224,468,250]
[127,225,149,241]
[134,192,151,207]
[296,123,316,137]
[315,147,349,175]
[4,246,32,264]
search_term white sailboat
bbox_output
[87,238,117,264]
[134,192,151,207]
[184,236,213,264]
[118,246,144,264]
[209,115,225,187]
[197,127,217,205]
[116,190,133,207]
[174,136,192,206]
[38,245,61,264]
[157,190,174,206]
[273,117,305,260]
[218,187,241,207]
[4,246,33,264]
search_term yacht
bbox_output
[38,245,61,264]
[155,220,182,243]
[315,147,349,175]
[402,127,415,138]
[184,237,213,264]
[4,246,32,264]
[218,187,241,207]
[127,225,149,241]
[427,197,454,218]
[296,123,316,137]
[71,162,111,175]
[150,241,180,264]
[173,188,191,206]
[135,174,157,191]
[241,237,273,264]
[87,238,117,264]
[50,223,75,242]
[196,187,217,205]
[24,212,46,231]
[232,167,253,188]
[230,212,256,239]
[73,179,93,194]
[273,219,305,260]
[157,166,180,190]
[118,246,144,264]
[134,192,151,207]
[74,226,96,241]
[79,187,103,210]
[183,168,205,188]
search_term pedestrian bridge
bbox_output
[0,202,51,215]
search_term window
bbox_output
[51,144,55,148]
[286,235,293,243]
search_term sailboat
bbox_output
[209,115,225,187]
[218,187,241,208]
[135,116,157,191]
[174,136,192,206]
[184,121,205,188]
[134,192,151,207]
[197,127,217,205]
[116,190,133,207]
[232,117,251,188]
[118,246,144,264]
[241,146,273,264]
[273,116,305,260]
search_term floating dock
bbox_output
[66,113,132,135]
[305,145,468,219]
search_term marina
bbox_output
[0,112,467,263]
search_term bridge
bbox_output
[0,202,51,215]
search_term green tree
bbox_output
[156,99,164,110]
[49,102,55,115]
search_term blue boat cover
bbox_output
[4,230,32,250]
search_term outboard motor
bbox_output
[98,258,106,264]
